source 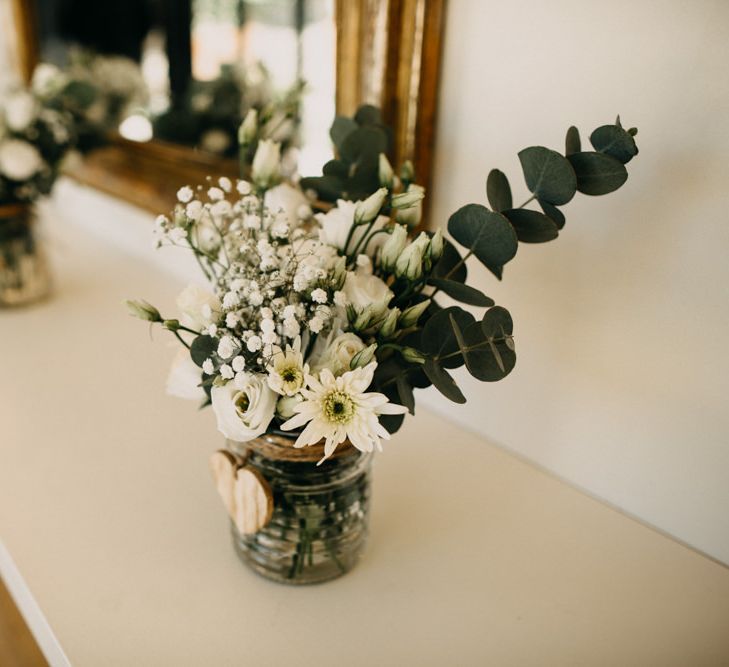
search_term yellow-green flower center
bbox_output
[281,366,302,384]
[322,390,355,425]
[234,391,250,416]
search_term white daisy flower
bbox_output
[267,338,308,397]
[281,362,407,464]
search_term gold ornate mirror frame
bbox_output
[10,0,446,219]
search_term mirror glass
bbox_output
[34,0,335,174]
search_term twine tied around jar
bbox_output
[209,433,357,535]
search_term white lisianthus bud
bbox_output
[277,394,302,419]
[391,185,425,210]
[378,307,401,339]
[238,108,258,145]
[353,304,376,331]
[251,139,281,189]
[378,153,394,188]
[399,300,430,328]
[354,187,388,225]
[401,347,426,364]
[350,343,377,370]
[395,231,429,281]
[380,224,408,272]
[394,184,425,228]
[125,299,161,322]
[429,228,444,262]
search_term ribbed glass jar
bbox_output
[0,204,51,308]
[228,434,372,585]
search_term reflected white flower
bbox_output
[281,363,407,464]
[3,92,36,132]
[0,139,44,181]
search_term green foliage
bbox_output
[502,209,559,243]
[427,278,494,306]
[518,146,577,206]
[301,104,392,202]
[447,204,518,279]
[486,169,512,212]
[190,335,217,368]
[565,126,581,155]
[567,152,628,195]
[589,117,638,164]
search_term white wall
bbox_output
[428,0,729,563]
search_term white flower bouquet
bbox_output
[128,105,639,582]
[1,82,73,306]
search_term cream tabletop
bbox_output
[1,210,729,666]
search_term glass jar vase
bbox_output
[0,204,51,308]
[227,434,372,585]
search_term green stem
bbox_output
[517,194,536,208]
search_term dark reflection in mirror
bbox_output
[34,0,335,172]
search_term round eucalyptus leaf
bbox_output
[421,306,475,369]
[447,204,518,279]
[329,116,358,151]
[565,126,581,155]
[589,124,639,164]
[567,151,628,195]
[427,278,494,306]
[503,209,559,243]
[486,169,513,212]
[538,199,566,230]
[432,239,468,283]
[518,146,577,205]
[190,335,218,368]
[423,359,466,404]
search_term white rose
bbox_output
[342,268,393,312]
[165,347,205,401]
[176,283,222,331]
[264,183,310,225]
[0,139,44,181]
[211,374,277,442]
[3,91,36,132]
[317,200,388,256]
[312,332,366,376]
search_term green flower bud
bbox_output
[353,304,376,331]
[238,109,258,146]
[378,153,394,188]
[380,224,408,272]
[395,231,429,281]
[429,228,444,263]
[378,307,401,339]
[354,187,388,225]
[401,347,426,364]
[163,319,180,331]
[391,185,425,210]
[399,300,429,328]
[125,299,161,322]
[394,184,425,228]
[331,256,347,290]
[350,343,377,370]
